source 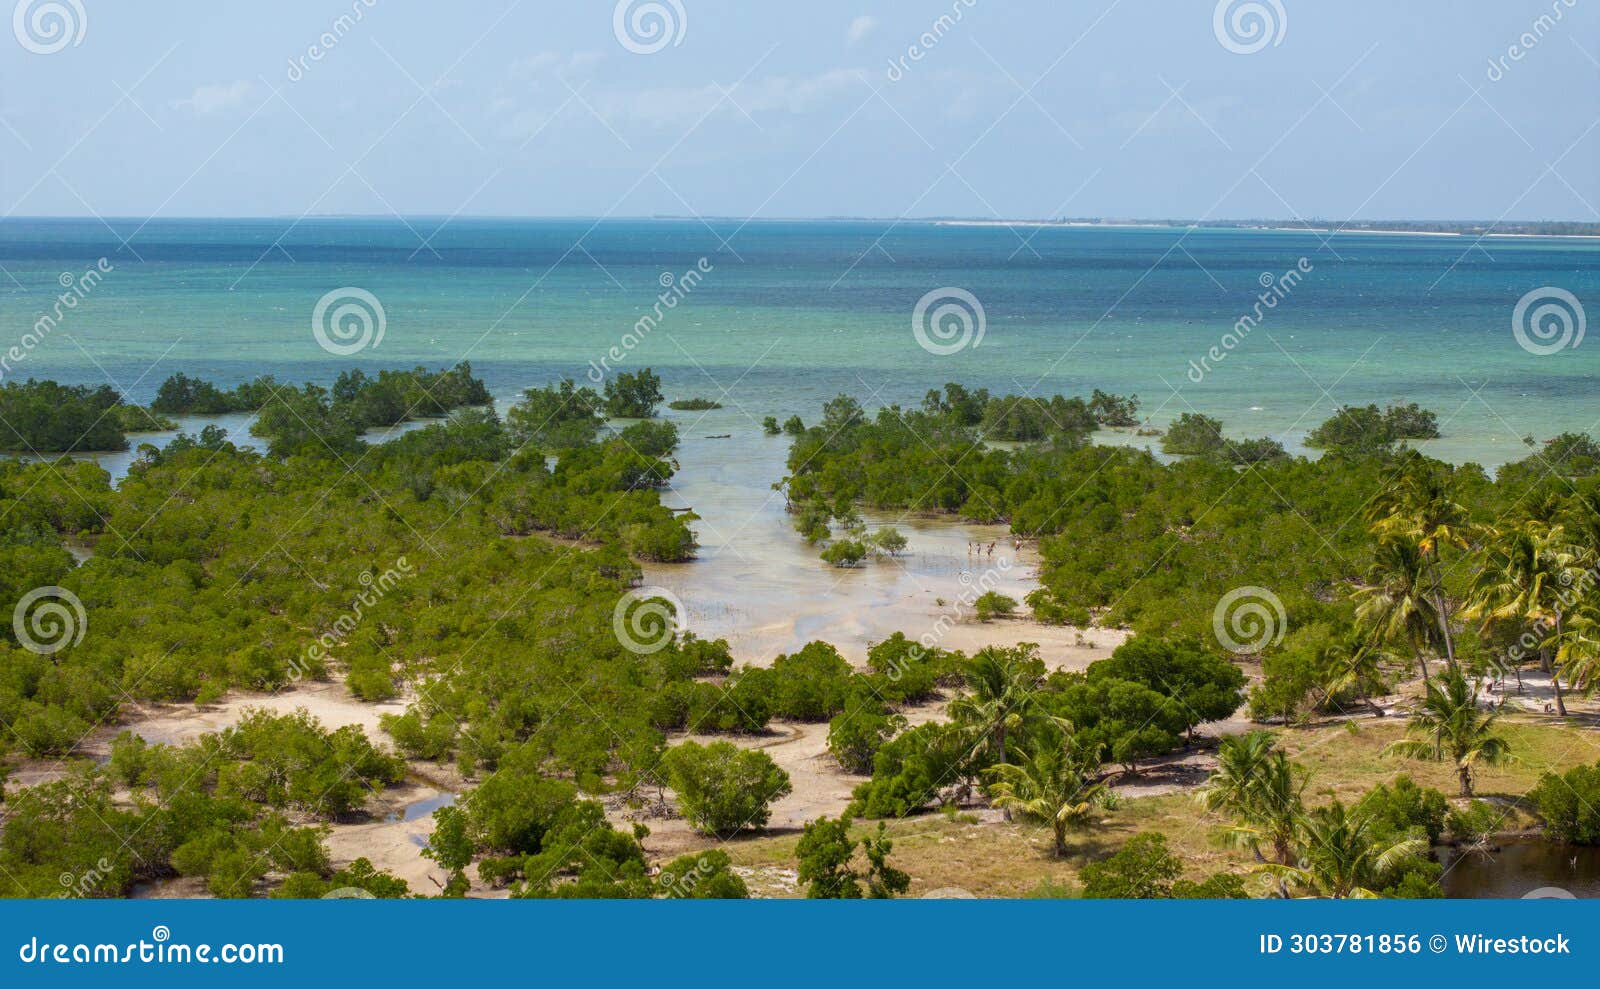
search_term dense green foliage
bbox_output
[1,711,408,898]
[154,364,490,428]
[1532,762,1600,845]
[668,397,722,411]
[0,371,700,801]
[1079,832,1248,899]
[795,816,910,899]
[662,741,792,838]
[603,369,664,418]
[505,379,606,449]
[849,639,1243,821]
[1306,402,1440,455]
[0,380,172,452]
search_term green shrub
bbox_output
[662,741,792,837]
[1532,762,1600,845]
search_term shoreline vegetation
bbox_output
[4,369,1600,900]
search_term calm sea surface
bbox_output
[1,217,1596,469]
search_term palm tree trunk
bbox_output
[996,723,1011,822]
[1458,765,1473,798]
[1432,596,1457,672]
[1428,553,1458,673]
[1552,614,1568,716]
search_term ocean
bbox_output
[2,217,1596,469]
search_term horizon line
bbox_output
[3,214,1596,227]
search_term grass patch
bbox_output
[723,717,1600,897]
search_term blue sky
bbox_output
[1,0,1595,220]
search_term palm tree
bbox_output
[949,645,1043,770]
[1548,599,1600,697]
[1258,800,1428,898]
[1383,669,1513,796]
[988,729,1105,857]
[1320,632,1391,717]
[1353,537,1440,684]
[1197,731,1306,869]
[1365,454,1472,673]
[1466,521,1582,715]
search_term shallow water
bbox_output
[643,404,1059,665]
[4,219,1597,471]
[1438,840,1600,899]
[18,412,447,486]
[391,791,456,825]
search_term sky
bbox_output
[1,0,1596,221]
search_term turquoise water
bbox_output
[2,218,1596,468]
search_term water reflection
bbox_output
[1438,840,1600,899]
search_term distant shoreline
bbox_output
[932,219,1600,239]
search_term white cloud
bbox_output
[846,15,878,46]
[510,51,603,80]
[600,69,865,126]
[170,80,255,116]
